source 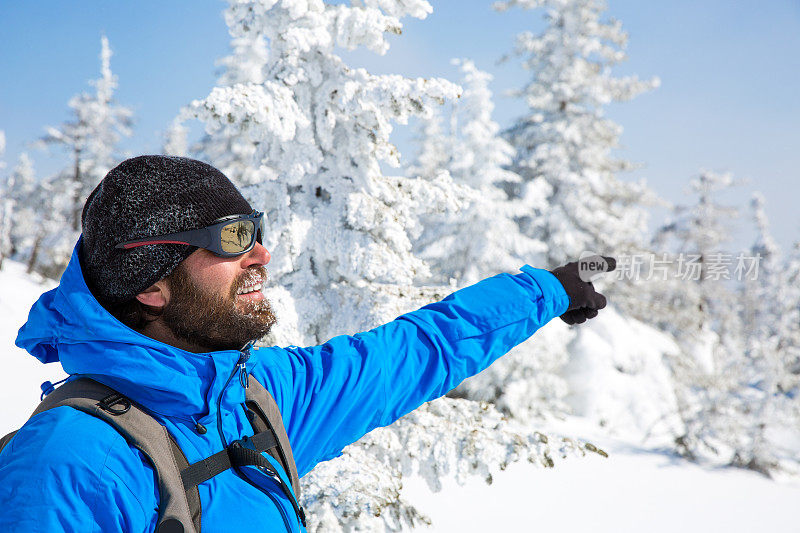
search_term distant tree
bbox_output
[39,36,132,231]
[650,171,741,341]
[495,0,660,270]
[410,58,545,286]
[779,242,800,394]
[35,36,132,275]
[183,24,270,187]
[25,172,74,277]
[162,118,189,157]
[408,58,571,420]
[0,153,37,269]
[647,172,793,473]
[0,131,7,268]
[731,193,800,475]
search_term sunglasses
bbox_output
[115,210,265,258]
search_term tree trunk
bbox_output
[72,148,82,231]
[27,231,44,275]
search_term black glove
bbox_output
[549,255,616,325]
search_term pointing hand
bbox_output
[549,255,616,325]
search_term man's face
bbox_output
[159,243,276,351]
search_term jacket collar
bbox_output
[15,237,248,423]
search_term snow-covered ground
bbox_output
[2,259,799,531]
[0,259,65,433]
[402,416,800,532]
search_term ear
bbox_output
[135,280,170,309]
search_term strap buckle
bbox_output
[97,393,131,415]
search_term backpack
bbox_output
[0,376,305,533]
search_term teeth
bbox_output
[237,282,262,295]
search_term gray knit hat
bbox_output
[81,155,252,303]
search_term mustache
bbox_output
[232,266,268,294]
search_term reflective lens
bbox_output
[221,220,256,253]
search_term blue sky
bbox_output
[1,0,799,254]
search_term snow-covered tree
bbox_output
[301,397,606,531]
[646,171,785,472]
[779,242,800,395]
[730,193,800,475]
[405,59,575,420]
[741,193,780,346]
[649,171,741,341]
[162,118,189,157]
[0,131,7,268]
[183,0,468,344]
[25,172,75,277]
[181,1,598,529]
[185,23,271,187]
[35,36,133,274]
[495,0,660,270]
[0,153,37,269]
[410,58,545,286]
[40,36,132,230]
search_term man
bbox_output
[0,155,614,532]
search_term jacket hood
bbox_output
[15,237,249,423]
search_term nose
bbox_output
[242,241,270,267]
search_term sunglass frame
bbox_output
[114,210,265,258]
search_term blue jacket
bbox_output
[0,240,568,532]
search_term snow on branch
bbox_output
[301,397,606,532]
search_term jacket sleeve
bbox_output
[252,266,569,477]
[0,407,158,533]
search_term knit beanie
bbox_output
[81,155,252,304]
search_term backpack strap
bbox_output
[0,375,303,531]
[0,430,18,453]
[244,374,302,497]
[4,378,199,533]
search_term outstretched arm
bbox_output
[252,262,611,476]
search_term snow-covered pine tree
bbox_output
[181,1,604,529]
[777,243,800,450]
[184,23,270,187]
[779,242,800,396]
[162,118,189,158]
[303,398,600,530]
[650,171,742,342]
[495,0,660,272]
[649,171,755,467]
[183,0,468,345]
[731,193,800,475]
[36,36,132,275]
[0,153,37,269]
[410,58,545,285]
[0,131,7,268]
[741,193,780,354]
[408,58,572,420]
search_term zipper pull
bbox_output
[239,358,249,389]
[239,340,254,389]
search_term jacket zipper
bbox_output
[216,341,294,532]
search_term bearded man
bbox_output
[0,155,614,532]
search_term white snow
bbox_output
[563,306,683,443]
[0,259,65,434]
[401,419,800,532]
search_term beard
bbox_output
[160,263,277,352]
